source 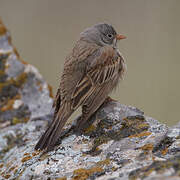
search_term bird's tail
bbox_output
[35,102,72,151]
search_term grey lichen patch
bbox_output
[21,72,53,119]
[152,136,174,157]
[0,132,24,159]
[120,115,149,138]
[1,94,21,112]
[6,53,25,78]
[0,103,31,127]
[82,112,148,155]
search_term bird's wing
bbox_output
[87,46,123,85]
[71,45,123,110]
[52,40,99,109]
[53,88,61,117]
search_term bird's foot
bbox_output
[103,96,115,105]
[73,116,87,135]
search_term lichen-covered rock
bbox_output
[1,19,180,180]
[1,99,180,180]
[0,19,53,128]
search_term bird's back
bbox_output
[59,40,100,104]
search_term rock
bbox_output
[1,19,180,180]
[0,19,53,128]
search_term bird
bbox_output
[35,23,126,151]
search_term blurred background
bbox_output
[0,0,179,126]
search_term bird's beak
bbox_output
[116,34,126,40]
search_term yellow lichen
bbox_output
[56,177,67,180]
[123,118,134,126]
[129,131,151,138]
[2,174,11,179]
[137,123,149,129]
[161,148,168,155]
[97,159,110,166]
[20,59,28,65]
[0,70,5,76]
[36,81,43,91]
[84,124,96,134]
[0,81,11,91]
[23,117,29,123]
[21,155,32,163]
[13,47,20,58]
[12,117,21,125]
[32,151,40,156]
[140,143,154,151]
[152,155,155,161]
[95,147,100,152]
[13,72,27,87]
[8,166,16,173]
[0,93,21,113]
[1,99,15,112]
[48,84,54,98]
[12,117,29,125]
[72,159,110,180]
[23,152,30,156]
[72,167,103,180]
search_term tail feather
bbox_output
[35,103,72,151]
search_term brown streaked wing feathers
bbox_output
[87,47,120,85]
[71,46,119,110]
[35,42,99,151]
[76,83,113,128]
[53,88,61,116]
[35,102,73,151]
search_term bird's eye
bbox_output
[107,34,113,39]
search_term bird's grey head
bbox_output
[80,23,126,48]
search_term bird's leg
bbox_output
[102,96,115,105]
[75,105,90,133]
[75,96,114,133]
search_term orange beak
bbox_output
[116,34,126,40]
